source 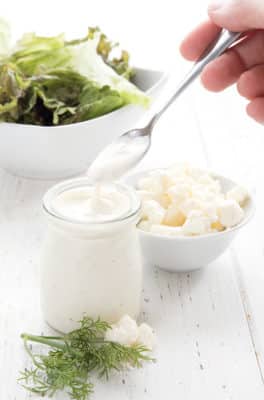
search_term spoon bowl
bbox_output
[88,129,151,182]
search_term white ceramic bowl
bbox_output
[0,68,167,180]
[127,171,255,272]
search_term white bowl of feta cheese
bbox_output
[126,164,255,272]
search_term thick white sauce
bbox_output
[52,185,131,222]
[87,135,149,182]
[41,182,142,333]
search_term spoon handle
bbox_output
[147,29,241,130]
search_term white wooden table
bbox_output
[1,83,264,400]
[1,0,264,398]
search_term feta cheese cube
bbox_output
[180,198,202,216]
[163,205,186,227]
[105,315,138,346]
[202,203,218,221]
[156,193,171,208]
[218,199,244,228]
[141,200,165,224]
[136,164,246,237]
[182,210,211,235]
[167,183,191,204]
[226,185,249,206]
[137,177,163,194]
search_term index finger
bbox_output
[180,20,222,61]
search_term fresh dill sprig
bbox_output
[19,317,154,400]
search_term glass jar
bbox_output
[40,178,142,333]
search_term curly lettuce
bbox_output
[0,25,149,126]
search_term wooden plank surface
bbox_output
[1,95,264,399]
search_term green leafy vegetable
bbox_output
[19,316,154,400]
[0,25,149,126]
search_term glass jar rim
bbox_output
[43,177,141,226]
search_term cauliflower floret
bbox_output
[141,200,165,224]
[150,224,183,237]
[136,323,156,350]
[105,315,138,346]
[182,210,212,235]
[218,199,244,228]
[226,185,249,206]
[163,205,186,227]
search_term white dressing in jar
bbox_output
[41,178,142,333]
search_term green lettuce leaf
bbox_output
[0,24,149,126]
[10,33,72,75]
[0,63,30,121]
[89,27,134,80]
[69,33,149,107]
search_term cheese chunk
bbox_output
[218,200,244,228]
[141,200,165,224]
[182,210,211,236]
[226,185,249,206]
[163,205,186,227]
[136,164,248,237]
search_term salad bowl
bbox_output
[0,68,166,180]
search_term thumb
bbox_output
[208,0,264,31]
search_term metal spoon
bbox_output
[88,29,241,182]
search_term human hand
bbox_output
[180,0,264,123]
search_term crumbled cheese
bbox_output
[226,186,249,206]
[163,205,186,227]
[105,315,156,350]
[182,210,212,236]
[167,183,191,204]
[141,200,165,224]
[136,164,248,237]
[218,199,245,228]
[136,323,156,350]
[105,315,138,346]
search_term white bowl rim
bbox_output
[128,168,256,242]
[0,67,168,130]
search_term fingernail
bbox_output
[209,0,231,12]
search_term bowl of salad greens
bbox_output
[0,20,166,179]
